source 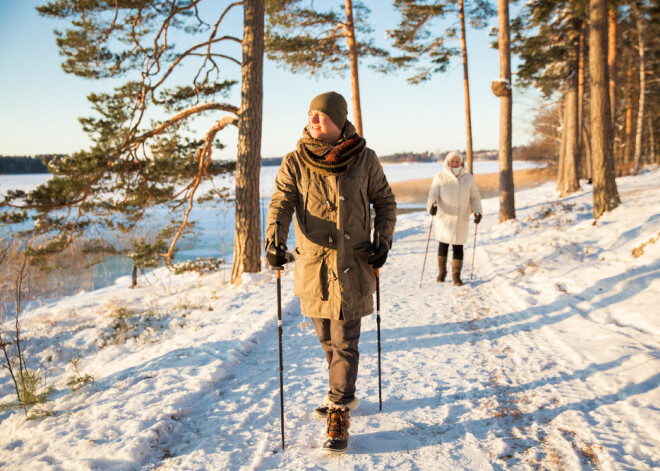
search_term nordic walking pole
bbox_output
[374,231,382,411]
[470,222,478,281]
[274,221,285,450]
[419,215,434,288]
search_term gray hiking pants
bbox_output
[312,317,362,405]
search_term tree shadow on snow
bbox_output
[352,366,660,466]
[363,263,660,356]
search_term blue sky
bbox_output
[0,1,539,160]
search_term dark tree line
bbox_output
[0,156,63,174]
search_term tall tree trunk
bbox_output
[589,0,620,219]
[559,12,581,196]
[633,7,645,173]
[624,56,634,166]
[578,23,588,179]
[496,0,514,222]
[557,92,566,190]
[582,119,593,181]
[649,115,656,165]
[560,77,580,196]
[344,0,363,136]
[232,0,265,283]
[458,0,475,175]
[608,5,618,144]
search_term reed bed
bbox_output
[390,164,557,203]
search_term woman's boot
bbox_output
[436,256,447,282]
[452,259,463,286]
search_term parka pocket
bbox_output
[353,244,377,296]
[360,186,370,231]
[293,247,328,300]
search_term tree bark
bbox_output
[459,0,475,175]
[344,0,363,137]
[578,23,588,179]
[559,11,581,196]
[633,7,645,173]
[497,0,514,222]
[608,6,617,144]
[557,92,566,190]
[649,115,656,165]
[589,0,620,219]
[232,0,264,283]
[560,77,580,196]
[624,56,634,166]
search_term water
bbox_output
[1,160,539,290]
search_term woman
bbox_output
[426,151,482,286]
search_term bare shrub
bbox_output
[0,243,53,416]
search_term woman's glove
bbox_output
[474,212,482,224]
[429,203,437,216]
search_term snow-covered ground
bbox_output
[1,167,659,470]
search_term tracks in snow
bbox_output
[144,213,660,470]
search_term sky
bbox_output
[0,1,540,160]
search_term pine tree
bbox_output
[589,0,621,218]
[1,1,264,282]
[386,0,495,174]
[494,0,514,221]
[512,0,588,196]
[632,1,647,174]
[264,0,386,136]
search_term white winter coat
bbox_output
[426,157,483,245]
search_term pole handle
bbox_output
[274,221,281,249]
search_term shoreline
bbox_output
[390,164,557,204]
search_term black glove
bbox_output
[368,241,388,269]
[474,212,482,224]
[429,203,437,216]
[266,240,288,269]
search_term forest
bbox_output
[0,156,62,174]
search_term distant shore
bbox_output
[390,164,557,204]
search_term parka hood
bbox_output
[442,151,465,179]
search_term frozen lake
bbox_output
[1,159,539,288]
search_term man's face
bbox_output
[308,110,341,143]
[448,156,462,168]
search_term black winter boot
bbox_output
[436,256,448,282]
[452,259,463,286]
[322,407,351,456]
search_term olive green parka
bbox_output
[266,127,396,321]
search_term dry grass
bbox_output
[632,231,660,258]
[0,238,113,300]
[390,164,557,203]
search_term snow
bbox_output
[1,167,659,470]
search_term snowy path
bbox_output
[152,177,659,470]
[1,169,659,470]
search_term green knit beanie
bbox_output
[309,91,348,131]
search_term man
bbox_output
[265,91,397,455]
